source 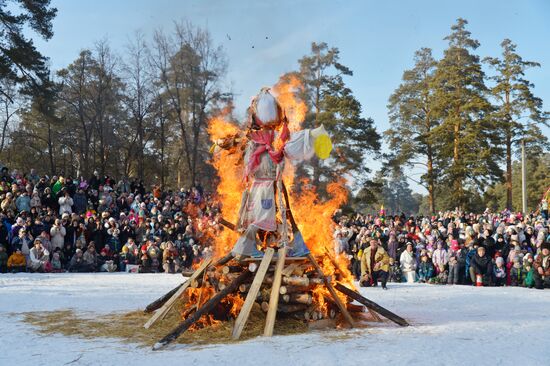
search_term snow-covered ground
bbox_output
[1,273,550,366]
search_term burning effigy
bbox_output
[145,79,408,350]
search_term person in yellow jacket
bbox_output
[7,248,26,273]
[360,238,390,289]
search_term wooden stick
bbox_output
[306,254,355,328]
[213,252,234,267]
[231,248,275,340]
[334,283,409,327]
[281,263,300,277]
[264,246,287,336]
[144,283,183,314]
[144,258,212,329]
[152,269,251,350]
[281,293,312,305]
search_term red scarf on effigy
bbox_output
[245,123,290,178]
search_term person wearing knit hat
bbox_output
[494,257,506,286]
[533,242,550,289]
[469,245,493,286]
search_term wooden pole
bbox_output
[144,283,183,314]
[152,269,252,350]
[144,258,212,329]
[264,246,287,336]
[334,283,409,327]
[306,253,355,328]
[232,248,275,340]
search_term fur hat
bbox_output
[542,242,550,251]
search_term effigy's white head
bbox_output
[251,88,282,129]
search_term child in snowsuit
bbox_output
[417,254,434,283]
[494,257,506,286]
[509,256,524,286]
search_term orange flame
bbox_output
[204,77,355,323]
[272,74,307,132]
[207,114,243,258]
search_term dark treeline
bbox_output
[0,2,547,213]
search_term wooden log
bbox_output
[144,258,213,329]
[264,275,310,287]
[309,277,325,285]
[248,262,259,273]
[306,254,355,328]
[222,265,243,274]
[213,252,234,267]
[281,263,300,277]
[279,285,314,295]
[261,301,269,313]
[334,283,409,327]
[277,303,308,313]
[292,265,308,277]
[152,269,252,350]
[181,270,195,277]
[239,283,251,293]
[264,246,287,337]
[190,278,203,288]
[218,217,236,231]
[346,303,366,313]
[242,256,307,263]
[144,283,183,314]
[232,248,275,340]
[281,293,312,305]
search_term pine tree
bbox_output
[0,0,57,95]
[386,47,440,214]
[484,39,549,209]
[294,42,380,188]
[431,18,501,208]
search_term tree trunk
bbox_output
[505,129,513,210]
[427,146,435,214]
[453,118,463,208]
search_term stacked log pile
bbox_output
[145,248,409,351]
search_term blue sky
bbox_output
[32,0,550,191]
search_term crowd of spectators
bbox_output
[333,207,550,290]
[1,166,549,293]
[0,167,221,275]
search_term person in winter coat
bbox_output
[447,240,461,284]
[533,242,550,289]
[50,219,66,250]
[73,188,87,215]
[98,246,117,272]
[28,240,51,272]
[0,244,8,272]
[83,244,99,271]
[399,242,417,283]
[30,191,41,210]
[69,249,91,272]
[11,228,33,258]
[162,241,180,274]
[494,256,506,286]
[7,248,26,272]
[58,189,74,215]
[15,191,31,213]
[417,253,434,283]
[138,246,152,273]
[469,246,494,286]
[510,256,524,286]
[360,239,390,289]
[432,241,449,274]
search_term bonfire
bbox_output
[144,77,408,350]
